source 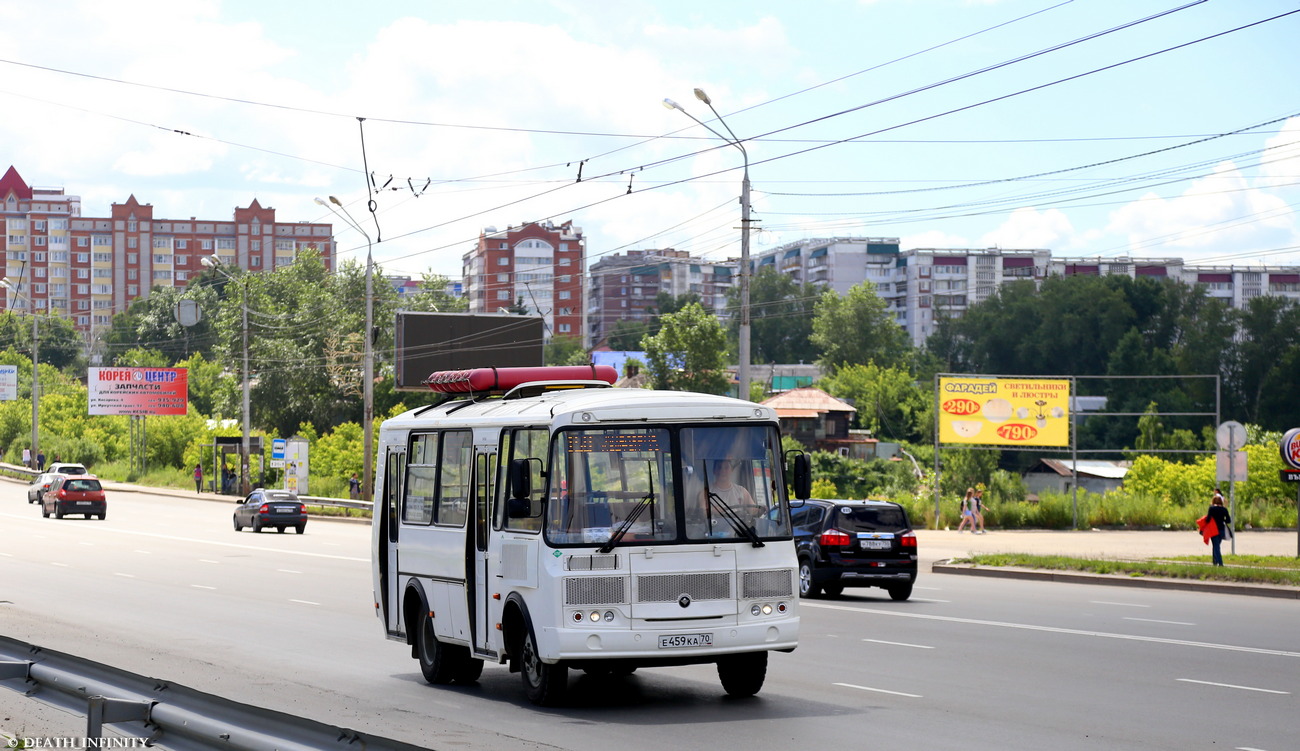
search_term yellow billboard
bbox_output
[938,377,1071,447]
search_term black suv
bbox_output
[791,499,918,601]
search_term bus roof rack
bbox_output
[423,365,618,396]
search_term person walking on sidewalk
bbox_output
[1206,488,1232,566]
[193,463,203,493]
[956,488,975,532]
[973,487,987,534]
[349,472,361,500]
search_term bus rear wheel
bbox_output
[717,652,767,698]
[520,626,568,706]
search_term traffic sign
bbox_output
[1216,420,1246,450]
[1216,451,1247,482]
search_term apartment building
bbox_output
[1,166,334,334]
[461,220,584,340]
[744,236,1300,347]
[587,248,735,349]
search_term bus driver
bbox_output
[689,458,763,537]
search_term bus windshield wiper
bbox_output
[702,465,764,548]
[599,465,655,554]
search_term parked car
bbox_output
[233,489,307,534]
[46,462,89,477]
[42,475,107,520]
[791,499,918,601]
[27,472,63,504]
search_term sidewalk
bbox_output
[921,528,1300,599]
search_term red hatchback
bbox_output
[42,475,107,520]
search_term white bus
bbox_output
[370,365,810,706]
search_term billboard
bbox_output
[0,364,17,401]
[394,312,545,391]
[88,367,189,416]
[938,377,1070,447]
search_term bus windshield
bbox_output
[545,424,791,546]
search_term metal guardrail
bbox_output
[0,636,430,750]
[1,462,373,516]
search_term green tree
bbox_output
[402,272,469,313]
[642,302,730,394]
[103,282,220,364]
[820,362,928,441]
[544,335,589,366]
[811,282,911,373]
[0,311,84,370]
[727,268,821,364]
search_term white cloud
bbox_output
[1259,116,1300,190]
[979,207,1072,250]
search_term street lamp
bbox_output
[2,277,38,466]
[664,88,753,400]
[316,196,374,502]
[201,254,251,496]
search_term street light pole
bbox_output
[317,197,374,502]
[3,278,38,464]
[663,89,753,400]
[201,255,250,495]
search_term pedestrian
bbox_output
[1206,488,1232,566]
[973,487,987,534]
[956,488,975,532]
[22,447,31,469]
[349,472,361,500]
[36,450,45,471]
[193,463,203,493]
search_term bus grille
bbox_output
[742,569,793,598]
[565,576,628,605]
[637,573,731,602]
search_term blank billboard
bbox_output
[395,312,545,390]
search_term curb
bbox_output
[932,561,1300,599]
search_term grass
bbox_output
[958,553,1300,587]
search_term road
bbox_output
[3,485,1298,750]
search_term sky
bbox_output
[2,0,1299,280]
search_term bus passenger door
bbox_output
[470,450,496,656]
[378,447,405,638]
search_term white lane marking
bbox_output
[833,682,922,698]
[51,562,69,567]
[802,602,1300,658]
[78,541,94,546]
[914,585,942,591]
[191,585,216,590]
[1090,600,1150,608]
[864,639,934,649]
[114,573,135,578]
[912,597,950,603]
[134,550,152,554]
[1125,617,1195,626]
[277,569,302,574]
[1237,747,1271,750]
[0,512,366,562]
[0,552,11,557]
[199,559,220,564]
[290,599,320,606]
[1177,679,1289,695]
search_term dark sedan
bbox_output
[792,499,918,601]
[233,489,307,533]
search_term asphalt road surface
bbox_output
[3,485,1297,750]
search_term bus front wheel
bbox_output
[520,627,568,706]
[717,652,767,698]
[416,609,457,685]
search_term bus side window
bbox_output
[403,433,438,525]
[498,427,547,533]
[437,430,472,527]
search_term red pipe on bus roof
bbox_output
[423,365,618,393]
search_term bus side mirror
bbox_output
[509,458,532,500]
[791,453,811,501]
[507,497,533,518]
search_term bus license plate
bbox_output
[659,633,712,649]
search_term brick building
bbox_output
[587,248,734,349]
[1,166,334,338]
[462,220,584,340]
